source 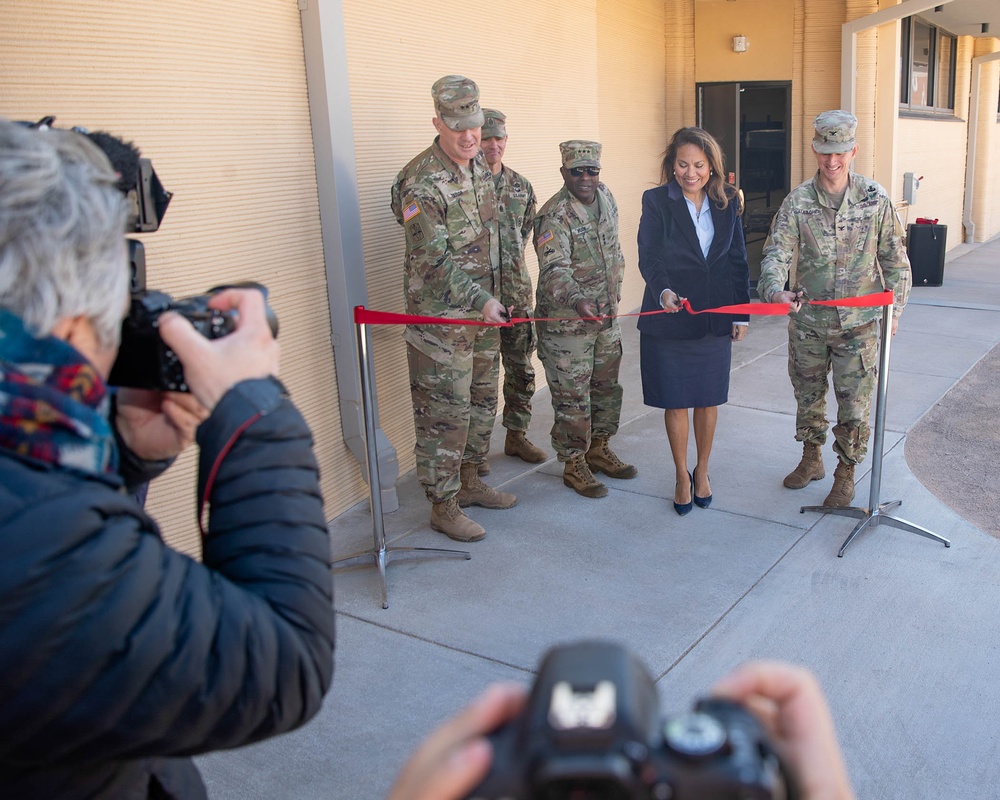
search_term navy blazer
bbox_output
[637,181,750,340]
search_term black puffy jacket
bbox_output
[0,378,335,798]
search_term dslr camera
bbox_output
[108,284,278,392]
[467,640,794,800]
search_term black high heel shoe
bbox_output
[694,472,712,509]
[674,472,694,516]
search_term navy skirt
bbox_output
[640,332,732,409]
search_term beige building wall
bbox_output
[969,39,1000,242]
[796,0,848,186]
[1,1,353,556]
[896,35,976,242]
[665,0,698,132]
[694,0,795,83]
[342,0,669,487]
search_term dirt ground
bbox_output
[905,342,1000,539]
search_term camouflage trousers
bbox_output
[788,318,879,465]
[536,321,624,460]
[499,309,537,432]
[407,326,500,503]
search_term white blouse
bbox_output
[685,194,714,258]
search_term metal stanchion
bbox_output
[801,302,951,557]
[332,309,470,608]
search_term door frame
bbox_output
[696,80,792,195]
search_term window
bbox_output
[900,16,956,113]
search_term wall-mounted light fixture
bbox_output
[732,35,749,53]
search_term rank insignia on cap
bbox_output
[538,230,554,246]
[402,201,421,222]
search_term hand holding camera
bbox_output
[114,388,209,464]
[390,641,855,800]
[156,287,280,412]
[711,662,855,800]
[466,640,792,800]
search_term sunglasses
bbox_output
[569,167,601,177]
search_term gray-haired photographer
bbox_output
[0,116,334,798]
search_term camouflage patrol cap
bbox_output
[431,75,485,131]
[812,110,857,154]
[481,108,507,139]
[559,140,602,169]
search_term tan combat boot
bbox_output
[585,436,638,479]
[782,442,825,489]
[477,461,490,476]
[563,454,608,498]
[430,497,485,542]
[823,461,856,507]
[456,463,517,509]
[504,429,547,463]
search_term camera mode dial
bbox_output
[663,711,727,758]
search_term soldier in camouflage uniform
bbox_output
[533,140,637,498]
[390,75,516,543]
[478,108,546,472]
[758,110,911,508]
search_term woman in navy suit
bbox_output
[637,127,750,515]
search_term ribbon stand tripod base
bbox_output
[332,308,470,608]
[800,302,951,557]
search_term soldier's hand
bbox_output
[575,299,600,320]
[773,290,804,313]
[891,317,899,336]
[482,298,509,324]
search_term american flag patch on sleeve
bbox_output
[537,230,554,246]
[402,202,421,222]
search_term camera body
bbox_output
[467,641,792,800]
[107,285,277,392]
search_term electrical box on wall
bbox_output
[903,172,921,205]
[732,35,748,53]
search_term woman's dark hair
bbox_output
[660,126,740,212]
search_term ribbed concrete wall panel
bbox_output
[1,1,351,556]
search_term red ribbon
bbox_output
[353,291,894,327]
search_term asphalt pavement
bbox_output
[198,235,1000,800]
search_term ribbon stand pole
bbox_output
[332,307,470,608]
[800,301,951,556]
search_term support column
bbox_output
[298,0,399,511]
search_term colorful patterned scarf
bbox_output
[0,309,118,476]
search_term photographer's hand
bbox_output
[115,388,209,462]
[158,288,280,412]
[711,661,856,800]
[387,683,528,800]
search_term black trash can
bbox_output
[906,222,946,287]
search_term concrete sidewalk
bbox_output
[199,237,1000,800]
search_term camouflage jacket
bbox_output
[390,139,500,333]
[532,184,625,335]
[758,172,911,329]
[495,164,536,311]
